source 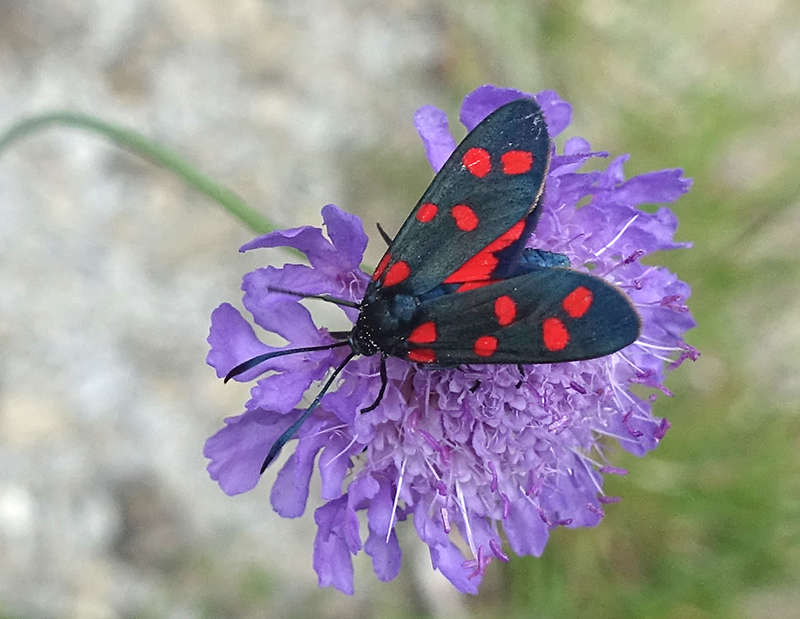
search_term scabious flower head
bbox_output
[204,85,697,594]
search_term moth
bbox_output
[227,97,640,471]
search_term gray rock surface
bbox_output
[0,1,464,616]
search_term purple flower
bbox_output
[204,85,697,594]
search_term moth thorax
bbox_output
[350,312,381,356]
[354,293,419,356]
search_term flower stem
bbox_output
[0,111,276,235]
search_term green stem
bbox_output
[0,111,276,235]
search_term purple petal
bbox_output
[365,477,395,537]
[204,409,302,496]
[414,105,457,172]
[207,303,270,379]
[271,419,329,517]
[241,265,331,342]
[534,90,572,137]
[365,530,402,582]
[317,427,358,500]
[414,503,479,594]
[240,225,337,273]
[247,361,325,413]
[550,151,608,176]
[321,204,369,272]
[503,493,549,556]
[539,454,604,527]
[321,356,378,425]
[313,500,357,594]
[270,455,308,517]
[346,472,381,512]
[564,136,592,155]
[614,169,692,206]
[460,84,530,131]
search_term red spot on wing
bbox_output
[451,205,478,231]
[444,219,526,284]
[501,150,533,175]
[562,286,593,318]
[383,261,410,287]
[408,348,436,363]
[416,202,438,222]
[542,317,569,351]
[408,321,437,344]
[462,147,491,178]
[373,253,391,281]
[473,335,498,358]
[494,295,517,326]
[456,280,498,293]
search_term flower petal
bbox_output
[321,204,369,273]
[241,264,331,343]
[271,418,329,517]
[246,360,327,413]
[364,530,402,582]
[414,503,479,594]
[533,90,572,137]
[240,225,337,272]
[204,409,302,496]
[503,492,549,556]
[313,496,362,593]
[207,303,270,379]
[460,84,530,131]
[414,105,457,172]
[313,513,356,593]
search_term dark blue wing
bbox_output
[393,268,641,365]
[369,98,551,297]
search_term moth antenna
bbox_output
[267,286,360,309]
[360,355,388,413]
[376,222,393,246]
[224,341,349,383]
[260,352,356,472]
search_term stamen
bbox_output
[569,381,587,394]
[654,417,671,440]
[490,539,509,562]
[325,435,359,466]
[440,507,451,533]
[455,481,477,557]
[386,457,406,543]
[547,414,570,433]
[586,502,604,517]
[500,492,510,519]
[488,461,498,493]
[596,214,639,257]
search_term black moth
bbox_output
[226,97,641,472]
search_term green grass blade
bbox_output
[0,111,275,235]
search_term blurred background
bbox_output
[0,0,798,617]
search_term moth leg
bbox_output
[516,364,526,389]
[361,355,388,413]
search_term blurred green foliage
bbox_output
[419,1,800,618]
